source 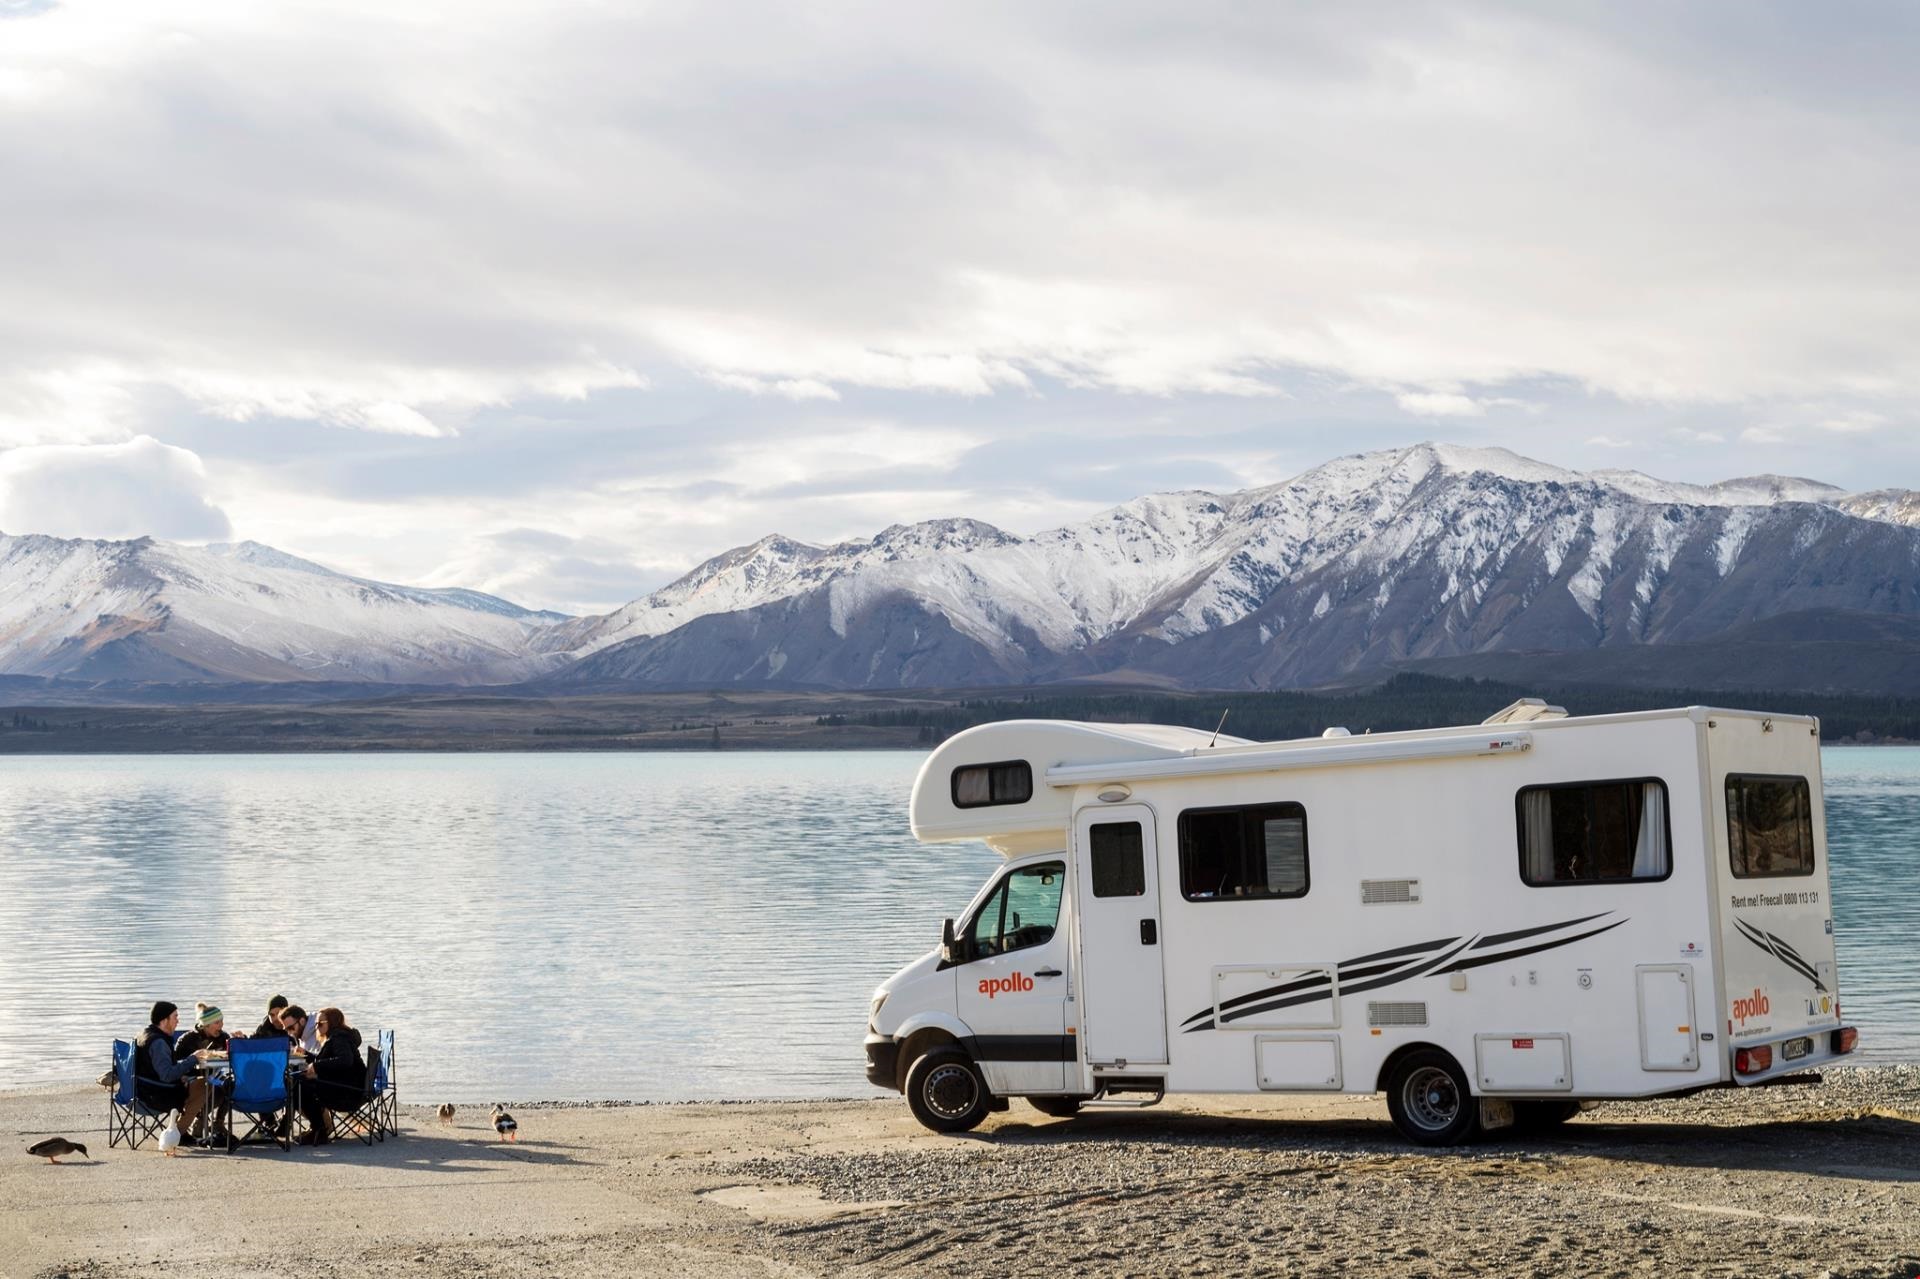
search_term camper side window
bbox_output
[1517,779,1672,886]
[952,761,1034,808]
[1177,803,1310,901]
[1726,775,1815,878]
[967,860,1066,958]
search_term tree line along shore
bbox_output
[1,674,1917,753]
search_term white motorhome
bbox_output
[864,702,1858,1144]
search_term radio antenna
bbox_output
[1207,708,1229,748]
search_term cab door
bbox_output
[954,858,1072,1093]
[1074,805,1168,1066]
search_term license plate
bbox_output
[1781,1037,1813,1061]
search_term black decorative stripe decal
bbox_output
[1181,913,1626,1034]
[1471,913,1609,950]
[965,1034,1077,1062]
[1438,920,1628,973]
[1733,919,1827,991]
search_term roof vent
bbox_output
[1321,726,1352,738]
[1482,698,1569,726]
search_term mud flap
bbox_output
[1479,1099,1515,1132]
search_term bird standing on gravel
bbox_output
[491,1105,518,1141]
[158,1121,182,1157]
[437,1103,456,1125]
[28,1138,87,1163]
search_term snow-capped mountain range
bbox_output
[5,443,1920,692]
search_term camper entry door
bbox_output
[1074,804,1170,1065]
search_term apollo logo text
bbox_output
[978,973,1035,1000]
[1731,988,1771,1026]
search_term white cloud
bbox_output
[1819,411,1884,435]
[1586,434,1633,449]
[1397,391,1485,418]
[1740,426,1787,445]
[0,436,232,540]
[1673,428,1727,445]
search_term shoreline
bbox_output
[8,1067,1920,1278]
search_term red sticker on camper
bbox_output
[1511,1038,1534,1050]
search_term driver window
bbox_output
[968,861,1065,959]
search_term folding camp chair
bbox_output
[107,1040,171,1151]
[225,1037,292,1152]
[331,1047,385,1146]
[374,1029,398,1138]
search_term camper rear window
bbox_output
[1178,803,1309,901]
[1726,774,1815,878]
[951,761,1033,809]
[1517,778,1672,886]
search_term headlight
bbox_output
[869,992,888,1025]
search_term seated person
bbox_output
[173,1005,231,1059]
[296,1007,365,1146]
[133,1001,209,1134]
[253,995,290,1040]
[280,1004,319,1056]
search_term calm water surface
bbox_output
[1,748,1914,1099]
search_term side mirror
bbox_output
[941,917,959,966]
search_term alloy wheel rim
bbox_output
[1404,1065,1461,1130]
[925,1064,979,1119]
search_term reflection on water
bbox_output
[1,747,1913,1099]
[0,753,996,1101]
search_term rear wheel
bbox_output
[1510,1100,1582,1132]
[1385,1049,1481,1147]
[905,1048,992,1134]
[1025,1096,1086,1119]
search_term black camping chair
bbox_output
[331,1047,385,1146]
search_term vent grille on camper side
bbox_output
[1368,1002,1429,1028]
[1360,878,1421,905]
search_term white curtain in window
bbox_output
[1633,783,1669,877]
[1522,790,1555,882]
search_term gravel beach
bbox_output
[6,1067,1919,1279]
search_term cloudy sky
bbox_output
[2,1,1915,614]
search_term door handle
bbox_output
[1140,920,1157,945]
[1033,968,1063,978]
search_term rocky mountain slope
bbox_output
[4,443,1919,691]
[551,444,1920,690]
[0,536,570,684]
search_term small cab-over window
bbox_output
[1178,803,1309,901]
[951,760,1033,809]
[1518,779,1671,886]
[1727,774,1815,878]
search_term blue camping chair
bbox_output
[107,1039,171,1150]
[225,1037,292,1152]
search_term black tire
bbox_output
[1385,1049,1481,1147]
[905,1048,993,1134]
[1026,1096,1086,1119]
[1509,1100,1582,1132]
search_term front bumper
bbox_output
[864,1033,901,1092]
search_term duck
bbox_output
[436,1103,456,1125]
[96,1068,117,1091]
[491,1105,518,1142]
[158,1121,182,1157]
[27,1138,87,1164]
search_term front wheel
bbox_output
[1385,1049,1481,1147]
[905,1048,992,1134]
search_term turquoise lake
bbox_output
[0,748,1912,1100]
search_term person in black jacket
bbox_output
[296,1006,365,1145]
[133,1001,209,1133]
[253,995,290,1040]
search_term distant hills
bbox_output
[4,442,1920,699]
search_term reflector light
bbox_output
[1734,1046,1773,1074]
[1832,1027,1859,1055]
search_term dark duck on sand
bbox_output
[491,1105,518,1141]
[28,1138,87,1163]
